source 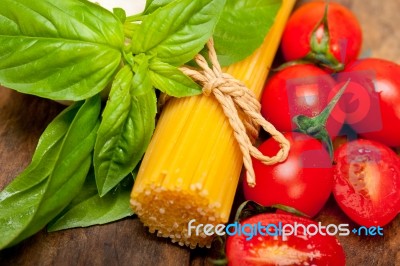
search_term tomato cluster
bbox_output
[227,1,400,265]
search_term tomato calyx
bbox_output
[235,201,309,223]
[209,236,229,266]
[304,4,344,72]
[294,81,349,158]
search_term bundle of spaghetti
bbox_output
[130,0,296,248]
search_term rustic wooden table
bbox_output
[1,0,399,265]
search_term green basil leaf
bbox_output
[131,0,226,66]
[0,104,79,249]
[47,172,134,232]
[132,54,153,96]
[149,60,202,97]
[0,0,124,100]
[113,7,127,23]
[0,96,101,249]
[143,0,174,14]
[0,106,79,200]
[213,0,282,66]
[94,66,157,196]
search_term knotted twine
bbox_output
[179,38,290,187]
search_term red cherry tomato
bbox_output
[333,139,400,227]
[337,58,400,147]
[226,213,346,266]
[243,132,333,217]
[261,64,344,139]
[281,1,362,65]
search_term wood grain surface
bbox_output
[1,0,399,265]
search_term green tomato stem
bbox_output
[305,3,344,72]
[293,80,350,159]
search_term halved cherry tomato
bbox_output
[337,58,400,147]
[243,132,333,217]
[281,1,362,66]
[261,64,344,139]
[226,213,346,266]
[333,139,400,227]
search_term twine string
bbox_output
[180,39,290,187]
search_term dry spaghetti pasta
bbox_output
[130,0,296,248]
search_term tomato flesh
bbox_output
[333,139,400,227]
[226,213,346,266]
[243,132,333,217]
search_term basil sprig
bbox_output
[140,0,282,67]
[132,0,226,67]
[94,66,157,196]
[0,96,101,249]
[0,0,124,101]
[0,0,281,248]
